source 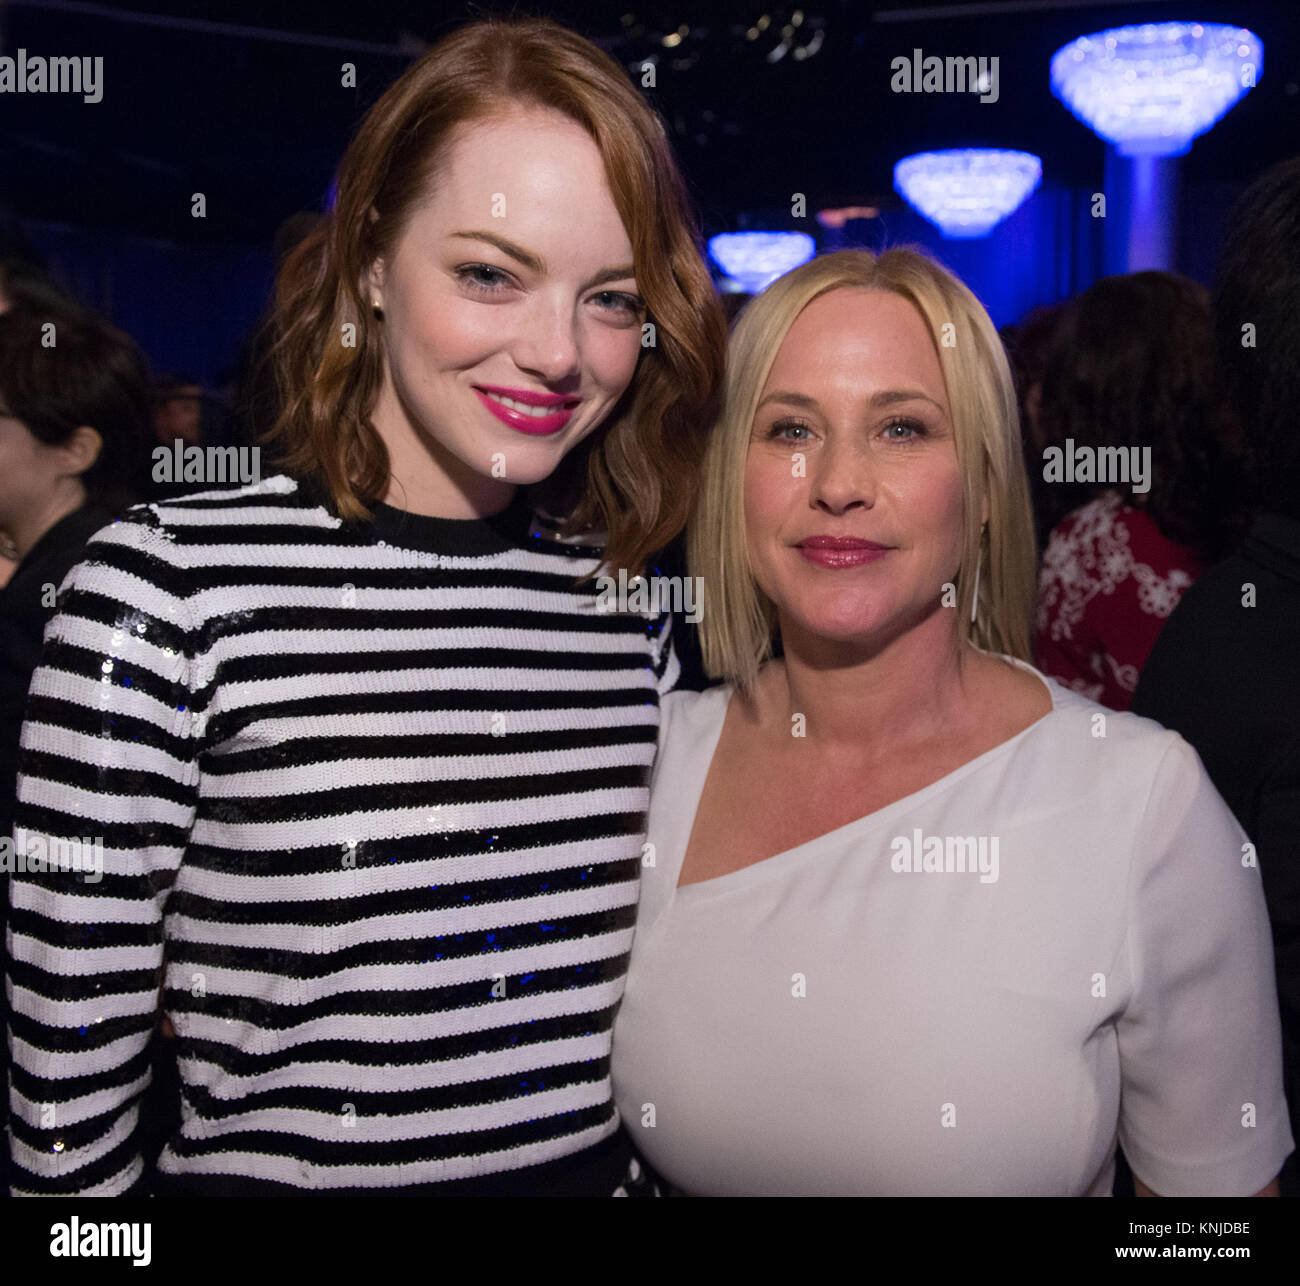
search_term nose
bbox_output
[510,293,582,387]
[808,427,877,515]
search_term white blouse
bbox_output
[612,657,1294,1195]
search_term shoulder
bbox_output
[1047,491,1125,546]
[1016,659,1209,801]
[659,683,731,747]
[62,475,334,599]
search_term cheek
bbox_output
[585,323,642,391]
[743,452,799,541]
[897,465,966,565]
[400,295,490,369]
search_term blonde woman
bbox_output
[611,248,1292,1196]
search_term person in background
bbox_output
[1000,301,1067,553]
[152,373,203,447]
[0,257,80,318]
[1034,272,1245,710]
[145,373,210,502]
[1131,157,1300,1198]
[0,304,153,1173]
[0,260,87,587]
[0,532,15,591]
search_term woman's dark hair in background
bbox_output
[1001,301,1068,551]
[0,306,153,513]
[1036,271,1244,563]
[0,257,80,316]
[1214,155,1300,522]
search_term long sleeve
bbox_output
[7,512,201,1195]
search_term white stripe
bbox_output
[208,742,652,796]
[225,702,656,748]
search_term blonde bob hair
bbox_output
[689,247,1036,696]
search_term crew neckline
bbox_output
[367,486,537,556]
[667,654,1060,901]
[288,468,539,557]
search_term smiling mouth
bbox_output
[472,387,579,437]
[478,389,575,418]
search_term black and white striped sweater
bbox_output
[6,474,677,1194]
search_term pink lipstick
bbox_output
[796,535,892,568]
[473,385,579,436]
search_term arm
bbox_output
[1116,738,1295,1197]
[7,513,201,1195]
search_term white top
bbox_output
[611,657,1294,1196]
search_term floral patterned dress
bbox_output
[1035,490,1204,711]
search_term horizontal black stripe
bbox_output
[167,856,638,925]
[179,1009,613,1079]
[163,1101,617,1168]
[202,721,655,773]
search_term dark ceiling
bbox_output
[6,0,1299,246]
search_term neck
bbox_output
[764,606,978,754]
[11,481,87,562]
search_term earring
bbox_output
[970,524,987,624]
[371,300,384,320]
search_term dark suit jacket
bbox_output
[1132,512,1300,1195]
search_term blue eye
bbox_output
[456,264,510,293]
[883,418,925,441]
[766,419,811,441]
[593,290,644,316]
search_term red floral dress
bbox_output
[1035,490,1204,711]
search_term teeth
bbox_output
[483,390,566,418]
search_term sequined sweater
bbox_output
[6,474,677,1194]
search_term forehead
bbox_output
[766,288,948,403]
[423,108,613,211]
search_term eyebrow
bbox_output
[756,388,945,413]
[448,230,636,289]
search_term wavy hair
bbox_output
[262,16,726,578]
